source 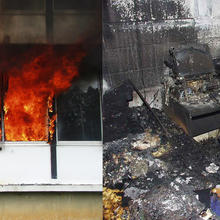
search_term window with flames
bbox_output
[0,45,101,143]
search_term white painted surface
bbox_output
[0,142,102,191]
[212,0,220,18]
[0,143,51,184]
[57,142,102,185]
[196,0,212,17]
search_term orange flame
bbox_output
[3,46,85,141]
[49,113,57,141]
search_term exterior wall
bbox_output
[103,0,220,90]
[0,192,102,220]
[0,4,100,44]
[0,15,46,43]
[0,13,99,44]
[53,12,100,44]
[0,2,102,218]
[0,1,102,190]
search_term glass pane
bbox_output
[2,0,44,11]
[54,0,97,10]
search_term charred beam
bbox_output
[0,72,8,146]
[127,79,170,137]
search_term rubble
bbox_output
[131,130,161,150]
[129,181,204,220]
[103,187,130,219]
[103,103,220,219]
[206,163,220,174]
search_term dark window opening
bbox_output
[57,84,101,141]
[57,46,102,141]
[54,0,97,10]
[2,0,44,11]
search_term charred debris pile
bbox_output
[103,82,220,220]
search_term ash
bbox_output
[103,85,220,219]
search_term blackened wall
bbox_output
[103,0,220,90]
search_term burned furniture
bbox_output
[163,47,220,137]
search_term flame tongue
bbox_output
[48,93,57,143]
[3,46,85,141]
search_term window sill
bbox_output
[0,184,102,192]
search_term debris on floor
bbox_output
[103,108,220,219]
[103,187,130,220]
[103,83,220,219]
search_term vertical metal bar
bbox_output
[48,96,57,179]
[46,0,54,43]
[50,133,57,179]
[99,66,103,142]
[1,73,5,143]
[46,0,55,178]
[0,71,8,146]
[1,97,5,143]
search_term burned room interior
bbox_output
[103,0,220,219]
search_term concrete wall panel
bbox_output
[53,13,99,44]
[0,192,102,220]
[0,15,46,43]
